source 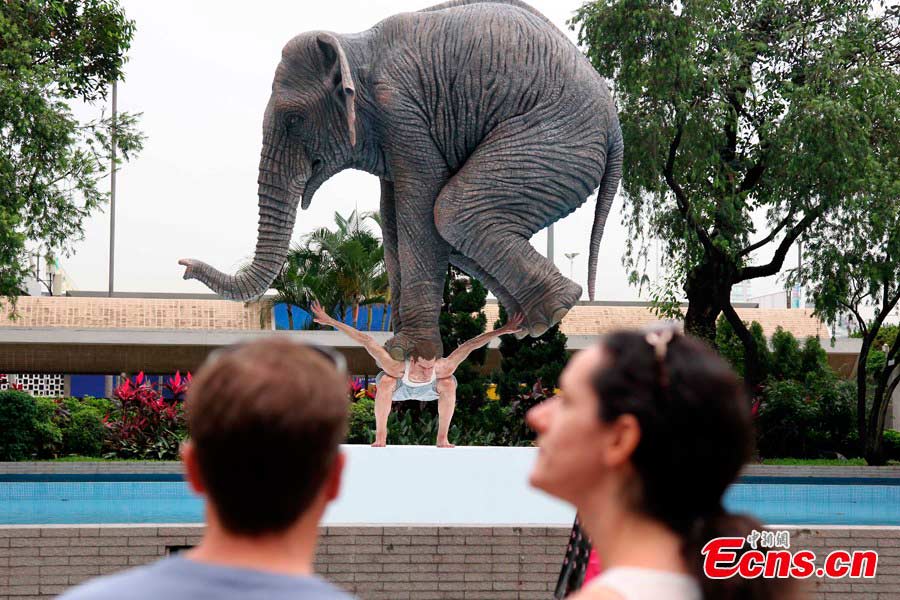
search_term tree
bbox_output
[494,305,568,402]
[572,0,899,389]
[440,265,489,405]
[1,0,144,301]
[794,198,900,465]
[492,306,568,444]
[715,316,769,382]
[305,210,386,325]
[275,210,386,329]
[262,245,341,330]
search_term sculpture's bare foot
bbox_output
[371,439,387,447]
[437,439,455,448]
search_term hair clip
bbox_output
[645,328,675,362]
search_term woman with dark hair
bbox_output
[528,327,797,600]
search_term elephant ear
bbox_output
[316,33,357,147]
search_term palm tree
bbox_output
[255,210,388,331]
[304,210,387,328]
[259,245,340,330]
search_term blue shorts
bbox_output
[375,371,456,402]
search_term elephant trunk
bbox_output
[180,155,303,302]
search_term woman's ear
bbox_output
[316,33,357,147]
[603,413,641,468]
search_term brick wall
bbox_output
[1,526,898,600]
[2,296,826,340]
[481,303,827,339]
[0,297,271,331]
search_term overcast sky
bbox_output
[63,0,786,301]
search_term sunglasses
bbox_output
[204,338,348,377]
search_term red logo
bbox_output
[701,531,877,579]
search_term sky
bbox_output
[62,0,787,301]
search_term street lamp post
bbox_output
[564,252,579,281]
[108,79,117,298]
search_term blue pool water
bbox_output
[1,475,898,525]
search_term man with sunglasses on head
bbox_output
[311,300,524,448]
[59,339,356,600]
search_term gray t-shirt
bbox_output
[57,556,356,600]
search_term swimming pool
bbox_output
[2,474,898,526]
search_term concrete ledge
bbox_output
[4,461,899,478]
[0,330,389,374]
[0,525,897,599]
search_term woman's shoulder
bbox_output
[568,585,626,600]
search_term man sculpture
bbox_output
[312,302,523,447]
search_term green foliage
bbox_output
[347,397,375,444]
[388,409,439,446]
[762,458,868,466]
[1,0,144,300]
[756,380,819,457]
[271,211,387,329]
[347,396,537,447]
[33,397,62,458]
[756,375,856,458]
[717,318,857,458]
[61,403,105,457]
[494,305,568,402]
[571,0,899,353]
[770,327,803,381]
[884,430,900,461]
[716,317,769,378]
[873,325,899,351]
[793,162,900,463]
[0,395,113,460]
[0,390,38,460]
[440,266,489,405]
[801,337,830,377]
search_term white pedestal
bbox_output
[323,445,575,526]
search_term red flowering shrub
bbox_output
[105,372,187,459]
[163,371,192,401]
[350,377,375,401]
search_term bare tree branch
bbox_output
[738,206,824,281]
[739,210,795,258]
[839,299,867,338]
[664,120,716,254]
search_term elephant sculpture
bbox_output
[180,0,623,360]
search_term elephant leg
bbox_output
[382,132,452,360]
[434,118,603,337]
[380,178,403,335]
[449,251,523,324]
[384,180,451,360]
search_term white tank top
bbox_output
[402,359,436,388]
[587,567,702,600]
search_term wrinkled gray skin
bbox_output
[180,0,623,360]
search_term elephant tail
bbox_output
[587,118,624,302]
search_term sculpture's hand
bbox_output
[498,312,525,335]
[310,300,335,326]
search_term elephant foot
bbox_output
[521,279,581,338]
[384,332,443,361]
